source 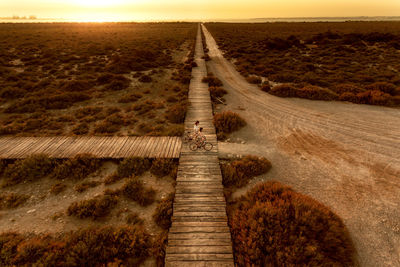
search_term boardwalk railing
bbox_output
[165,24,234,266]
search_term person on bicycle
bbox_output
[196,127,206,145]
[192,121,200,140]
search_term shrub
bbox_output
[202,74,223,87]
[261,82,271,92]
[126,212,144,225]
[104,79,130,91]
[150,159,176,178]
[209,86,227,99]
[0,226,152,266]
[67,194,118,219]
[72,122,89,135]
[246,75,262,84]
[356,90,393,106]
[138,75,152,83]
[221,155,271,188]
[153,193,174,230]
[118,93,142,103]
[104,173,122,185]
[213,111,246,135]
[74,181,101,193]
[165,102,188,123]
[52,154,100,180]
[365,82,398,95]
[153,231,168,267]
[163,124,184,136]
[117,157,151,178]
[270,84,338,101]
[50,183,67,195]
[0,87,26,99]
[121,179,156,206]
[2,154,54,186]
[334,83,364,95]
[60,80,93,92]
[0,193,29,209]
[229,181,355,266]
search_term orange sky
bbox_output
[1,0,400,21]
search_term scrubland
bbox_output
[0,23,197,136]
[0,154,177,265]
[206,22,400,106]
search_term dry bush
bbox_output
[202,74,223,87]
[50,183,67,195]
[0,226,152,266]
[67,194,119,219]
[2,154,54,187]
[72,122,89,135]
[246,75,262,84]
[0,193,29,209]
[5,92,91,113]
[163,124,184,136]
[0,87,26,99]
[93,113,125,134]
[213,111,246,136]
[104,79,130,91]
[261,82,271,92]
[118,93,142,103]
[104,173,122,185]
[74,181,101,193]
[152,231,168,267]
[209,86,227,100]
[228,181,355,266]
[365,82,398,95]
[221,155,271,188]
[334,83,365,94]
[356,90,393,106]
[52,154,100,180]
[150,159,177,178]
[74,106,103,120]
[121,178,156,206]
[126,212,144,225]
[270,84,338,101]
[117,157,151,178]
[153,193,174,230]
[60,80,94,92]
[138,75,152,83]
[165,101,188,123]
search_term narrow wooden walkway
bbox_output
[0,136,181,159]
[165,25,234,266]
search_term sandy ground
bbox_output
[202,25,400,267]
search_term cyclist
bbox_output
[195,127,206,146]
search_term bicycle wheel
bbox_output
[189,143,198,151]
[204,142,213,151]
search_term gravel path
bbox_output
[202,24,400,267]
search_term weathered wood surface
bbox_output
[0,136,181,159]
[165,25,234,267]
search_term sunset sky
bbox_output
[1,0,400,21]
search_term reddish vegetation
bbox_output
[206,22,400,106]
[0,23,197,136]
[0,226,152,266]
[213,111,246,140]
[228,181,355,266]
[220,155,271,188]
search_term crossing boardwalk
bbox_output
[165,25,234,266]
[0,136,181,159]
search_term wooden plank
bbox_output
[165,254,233,261]
[167,137,178,158]
[166,246,232,254]
[85,136,108,156]
[121,137,140,158]
[169,226,229,233]
[57,137,78,158]
[144,137,158,158]
[110,137,129,158]
[46,137,70,157]
[40,136,66,156]
[130,136,148,157]
[7,137,39,158]
[165,261,233,267]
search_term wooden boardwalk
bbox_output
[165,25,234,266]
[0,136,181,159]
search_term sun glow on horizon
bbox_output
[72,0,128,7]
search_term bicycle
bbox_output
[189,140,213,151]
[183,131,194,143]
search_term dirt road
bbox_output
[202,24,400,267]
